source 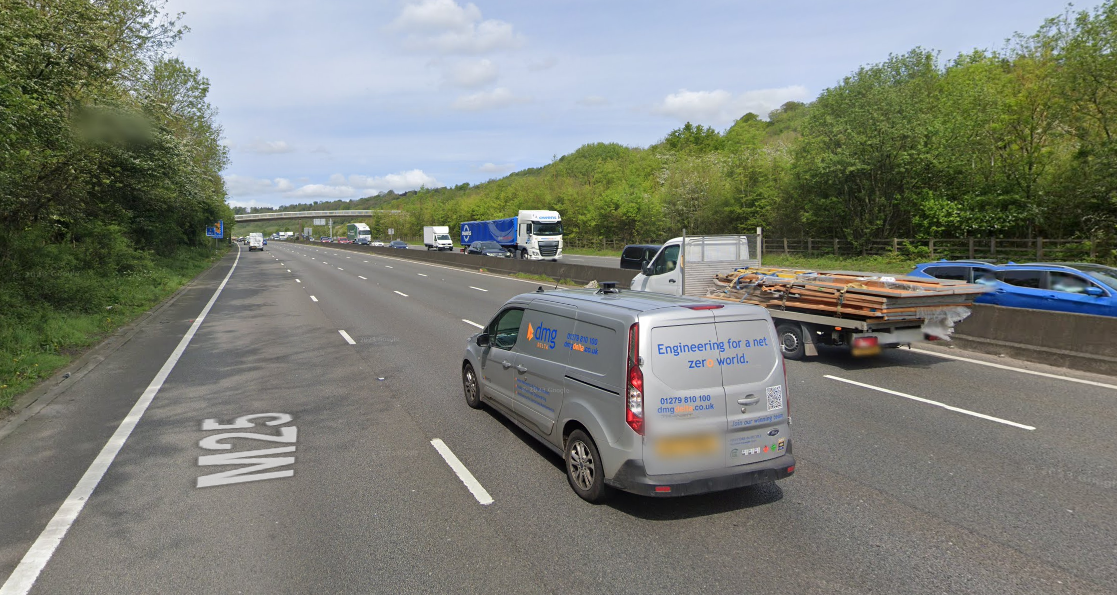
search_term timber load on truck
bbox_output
[630,232,990,359]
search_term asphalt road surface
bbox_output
[2,243,1115,594]
[402,243,620,268]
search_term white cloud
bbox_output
[443,58,499,88]
[528,56,558,71]
[452,87,530,111]
[223,170,439,200]
[652,86,810,125]
[477,162,515,174]
[391,0,524,54]
[224,139,296,154]
[577,95,609,107]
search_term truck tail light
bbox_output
[852,336,878,349]
[626,323,644,435]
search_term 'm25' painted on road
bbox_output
[197,413,297,488]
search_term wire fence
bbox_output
[564,235,1116,264]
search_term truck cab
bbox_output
[515,210,563,261]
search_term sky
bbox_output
[162,0,1100,210]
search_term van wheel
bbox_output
[565,430,610,503]
[462,363,482,409]
[776,323,805,360]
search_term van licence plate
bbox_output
[654,434,719,458]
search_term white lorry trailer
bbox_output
[423,226,453,251]
[630,233,981,360]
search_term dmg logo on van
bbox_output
[526,322,557,350]
[461,225,472,241]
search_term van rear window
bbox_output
[712,320,779,385]
[650,324,726,391]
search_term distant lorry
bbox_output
[347,223,372,245]
[423,226,453,251]
[459,210,563,261]
[248,233,264,251]
[630,233,985,360]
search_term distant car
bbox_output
[321,237,332,243]
[370,240,385,247]
[389,240,408,249]
[337,238,350,244]
[909,260,1117,317]
[263,239,268,245]
[620,244,662,271]
[466,241,510,257]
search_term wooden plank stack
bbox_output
[708,267,990,321]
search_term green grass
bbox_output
[0,247,226,412]
[563,246,623,257]
[760,254,920,274]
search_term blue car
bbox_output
[909,261,1117,317]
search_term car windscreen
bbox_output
[1073,265,1117,292]
[533,222,562,236]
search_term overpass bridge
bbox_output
[234,210,404,222]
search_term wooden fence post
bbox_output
[1090,235,1097,260]
[783,238,789,256]
[807,238,812,256]
[1037,237,1043,260]
[929,238,935,260]
[833,238,839,256]
[990,237,996,259]
[892,238,898,254]
[968,238,975,260]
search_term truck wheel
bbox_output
[565,430,610,503]
[776,323,806,360]
[462,363,482,409]
[519,249,527,260]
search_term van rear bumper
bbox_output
[607,451,796,497]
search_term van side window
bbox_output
[651,245,680,276]
[488,308,524,350]
[998,270,1043,289]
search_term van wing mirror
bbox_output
[641,261,654,276]
[476,333,490,347]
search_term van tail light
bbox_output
[626,323,644,435]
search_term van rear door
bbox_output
[712,312,788,467]
[643,314,728,476]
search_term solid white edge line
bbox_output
[394,291,409,297]
[908,348,1117,391]
[468,286,488,292]
[430,439,493,505]
[0,245,243,595]
[310,296,318,302]
[824,375,1035,431]
[338,330,356,345]
[358,275,368,280]
[462,319,484,329]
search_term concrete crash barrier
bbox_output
[294,241,627,287]
[953,304,1117,376]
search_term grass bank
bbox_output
[0,245,226,412]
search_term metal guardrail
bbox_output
[234,210,403,222]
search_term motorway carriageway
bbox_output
[1,243,1116,594]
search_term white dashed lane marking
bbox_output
[394,291,409,297]
[338,330,356,345]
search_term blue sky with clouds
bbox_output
[163,0,1097,209]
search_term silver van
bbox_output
[461,284,795,502]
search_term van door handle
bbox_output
[502,360,513,368]
[668,279,676,283]
[515,364,528,373]
[737,396,759,406]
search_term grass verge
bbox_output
[0,246,227,412]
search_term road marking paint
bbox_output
[430,439,493,506]
[908,348,1117,391]
[358,275,368,280]
[310,296,318,302]
[337,267,344,270]
[824,375,1035,431]
[418,273,427,277]
[364,260,369,263]
[469,286,488,292]
[385,265,393,269]
[338,330,356,345]
[346,256,351,259]
[287,269,291,273]
[0,245,244,595]
[296,279,301,283]
[463,319,484,329]
[394,291,409,297]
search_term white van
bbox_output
[461,283,795,502]
[248,233,264,251]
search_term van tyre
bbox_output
[777,323,805,360]
[565,430,610,503]
[462,363,482,409]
